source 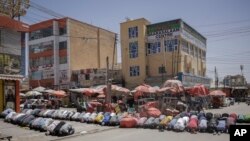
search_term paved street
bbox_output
[0,102,249,141]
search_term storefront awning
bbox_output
[0,74,24,81]
[0,16,29,32]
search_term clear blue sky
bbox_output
[23,0,250,83]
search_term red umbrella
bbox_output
[209,90,226,96]
[188,84,209,96]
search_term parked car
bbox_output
[246,97,250,106]
[223,97,231,107]
[228,97,235,105]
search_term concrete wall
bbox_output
[69,19,116,71]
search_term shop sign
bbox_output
[178,72,211,87]
[181,29,206,49]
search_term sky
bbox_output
[22,0,250,83]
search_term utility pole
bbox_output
[215,66,218,89]
[240,65,245,85]
[240,65,244,76]
[106,56,111,103]
[111,34,118,79]
[161,64,164,84]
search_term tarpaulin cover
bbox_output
[186,84,209,96]
[146,107,161,118]
[120,116,138,128]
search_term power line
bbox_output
[196,19,250,27]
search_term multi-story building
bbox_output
[223,75,247,87]
[120,18,210,88]
[28,18,117,89]
[0,16,29,112]
[223,75,248,99]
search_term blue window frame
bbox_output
[164,39,178,52]
[130,66,140,77]
[128,26,138,38]
[129,42,138,58]
[147,42,161,55]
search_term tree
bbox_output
[0,0,30,19]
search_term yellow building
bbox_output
[29,18,117,89]
[121,18,210,88]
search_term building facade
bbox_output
[223,75,248,100]
[71,68,122,88]
[120,18,210,88]
[0,16,29,112]
[28,18,117,89]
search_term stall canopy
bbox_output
[157,87,178,94]
[111,85,130,94]
[134,84,157,93]
[32,86,46,93]
[209,90,226,96]
[43,89,55,93]
[69,85,130,97]
[132,84,158,101]
[69,88,102,96]
[160,80,185,94]
[97,94,106,98]
[25,90,42,97]
[51,90,67,98]
[186,84,209,96]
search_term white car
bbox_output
[223,98,231,107]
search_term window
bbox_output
[85,74,90,80]
[159,66,166,74]
[194,47,198,57]
[29,56,53,68]
[202,50,206,60]
[198,49,201,58]
[130,66,140,77]
[128,26,138,38]
[129,42,138,58]
[147,42,161,54]
[164,39,178,52]
[31,71,42,80]
[29,41,53,54]
[181,40,188,53]
[190,45,194,56]
[29,26,53,40]
[44,56,53,65]
[59,26,67,35]
[59,41,67,50]
[59,56,67,64]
